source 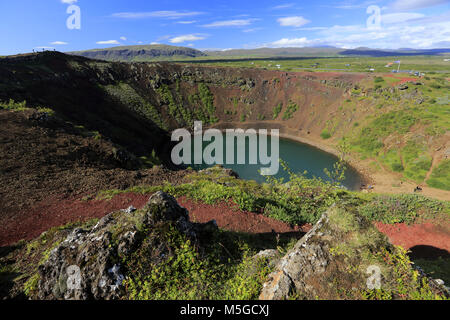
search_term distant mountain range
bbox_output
[68,45,207,62]
[203,47,343,57]
[68,44,450,62]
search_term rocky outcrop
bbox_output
[259,205,450,300]
[259,213,331,300]
[37,191,217,300]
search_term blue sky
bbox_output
[0,0,449,55]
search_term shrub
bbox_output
[320,129,332,139]
[272,103,282,119]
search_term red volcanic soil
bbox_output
[0,193,310,247]
[375,222,450,259]
[177,196,311,234]
[0,193,149,247]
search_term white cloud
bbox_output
[242,28,263,33]
[61,0,78,4]
[257,14,450,50]
[316,19,450,49]
[391,0,450,11]
[176,20,197,24]
[50,41,68,45]
[150,42,160,45]
[382,12,425,24]
[96,40,120,45]
[201,19,256,28]
[295,27,329,31]
[169,34,207,43]
[120,36,127,41]
[270,37,313,47]
[270,3,295,10]
[277,16,310,27]
[111,11,204,19]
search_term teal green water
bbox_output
[189,135,363,190]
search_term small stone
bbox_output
[124,206,136,214]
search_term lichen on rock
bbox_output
[36,191,215,300]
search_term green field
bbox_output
[183,55,450,74]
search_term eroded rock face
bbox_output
[259,214,331,300]
[37,191,209,300]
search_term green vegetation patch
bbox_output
[358,194,448,224]
[282,101,299,120]
[155,83,191,126]
[104,83,167,130]
[320,129,332,140]
[126,225,274,300]
[272,102,282,119]
[401,140,432,183]
[379,149,404,172]
[0,99,55,116]
[353,110,417,156]
[322,206,447,300]
[427,160,450,191]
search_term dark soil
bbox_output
[0,110,187,246]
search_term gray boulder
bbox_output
[37,191,203,300]
[259,214,330,300]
